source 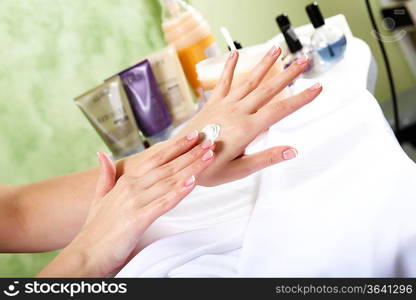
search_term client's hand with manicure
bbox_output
[38,132,214,277]
[175,46,323,186]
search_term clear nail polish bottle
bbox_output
[276,14,314,74]
[306,2,347,64]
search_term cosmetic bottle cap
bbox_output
[227,41,242,51]
[282,28,303,54]
[160,0,186,20]
[306,2,325,28]
[276,14,291,32]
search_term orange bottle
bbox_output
[160,0,222,97]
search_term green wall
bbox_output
[0,0,165,277]
[191,0,416,102]
[0,0,414,277]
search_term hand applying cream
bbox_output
[175,46,322,186]
[38,132,216,277]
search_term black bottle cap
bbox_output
[227,40,243,51]
[306,2,325,28]
[276,14,291,32]
[282,28,303,53]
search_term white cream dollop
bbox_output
[200,123,221,141]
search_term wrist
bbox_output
[63,240,102,277]
[37,237,102,278]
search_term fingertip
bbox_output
[201,149,215,162]
[97,151,104,167]
[103,151,114,164]
[308,82,322,92]
[95,152,116,198]
[98,151,116,175]
[282,147,298,161]
[181,177,196,194]
[304,83,322,105]
[266,45,282,59]
[184,175,196,188]
[274,47,282,60]
[102,152,113,162]
[295,56,309,65]
[200,139,214,150]
[227,50,239,65]
[174,131,200,154]
[234,49,239,59]
[186,130,199,141]
[289,56,311,74]
[230,50,239,66]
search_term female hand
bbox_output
[38,132,215,277]
[174,46,323,186]
[117,46,321,187]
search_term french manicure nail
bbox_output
[96,152,101,165]
[282,148,298,160]
[296,56,308,65]
[186,130,199,141]
[308,83,322,91]
[201,139,214,149]
[267,45,278,57]
[184,175,195,187]
[202,150,214,161]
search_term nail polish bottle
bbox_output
[276,14,314,73]
[306,2,346,64]
[227,40,243,51]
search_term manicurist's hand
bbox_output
[174,46,323,186]
[37,132,215,277]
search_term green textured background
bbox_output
[0,0,165,277]
[1,0,415,277]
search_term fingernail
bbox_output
[229,50,236,59]
[296,56,309,65]
[201,139,214,149]
[308,83,322,91]
[184,175,195,187]
[97,151,106,160]
[267,45,278,57]
[282,148,298,160]
[186,130,199,141]
[97,152,102,165]
[202,149,214,161]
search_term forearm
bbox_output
[14,168,99,252]
[0,185,28,252]
[6,151,151,253]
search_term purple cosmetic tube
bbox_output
[119,60,172,144]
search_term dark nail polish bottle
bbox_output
[227,41,243,51]
[306,2,347,64]
[276,14,314,73]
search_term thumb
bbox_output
[227,146,298,179]
[95,152,116,200]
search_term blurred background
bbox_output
[0,0,415,276]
